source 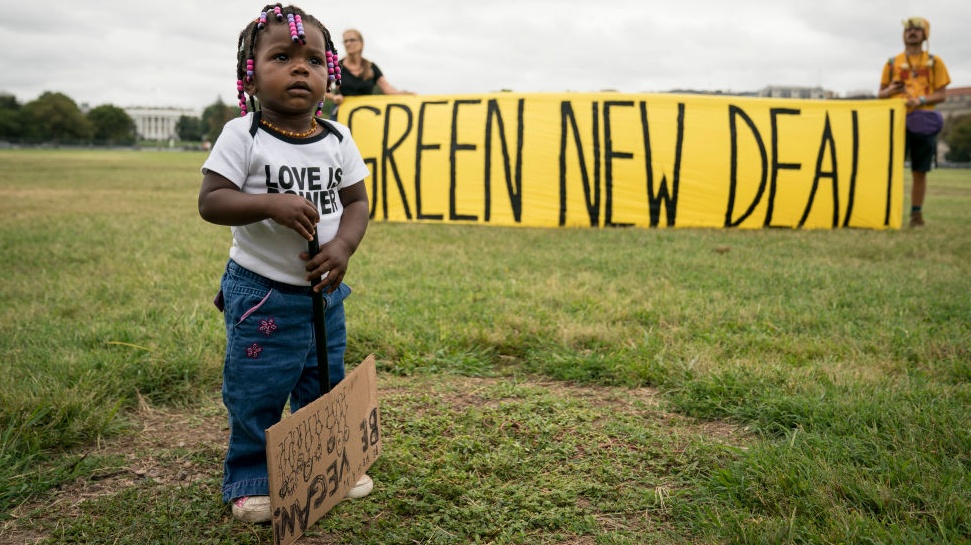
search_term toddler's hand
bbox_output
[303,238,352,293]
[266,193,320,241]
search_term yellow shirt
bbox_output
[880,51,951,111]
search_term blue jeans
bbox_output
[219,259,350,502]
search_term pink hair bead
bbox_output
[287,14,301,42]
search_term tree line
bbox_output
[1,90,970,161]
[0,91,239,146]
[941,114,971,163]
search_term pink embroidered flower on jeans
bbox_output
[259,318,278,336]
[246,343,263,358]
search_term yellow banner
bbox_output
[337,93,905,229]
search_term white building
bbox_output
[758,86,835,100]
[124,106,198,141]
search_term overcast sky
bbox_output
[2,0,968,112]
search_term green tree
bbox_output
[22,92,93,143]
[0,93,24,140]
[87,104,135,145]
[943,114,971,163]
[201,97,238,144]
[176,115,205,142]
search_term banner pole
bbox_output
[308,236,331,396]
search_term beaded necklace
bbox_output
[260,117,317,138]
[905,51,925,78]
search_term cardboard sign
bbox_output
[266,355,382,545]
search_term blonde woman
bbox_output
[326,29,412,118]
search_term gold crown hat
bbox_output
[902,16,933,61]
[902,16,930,39]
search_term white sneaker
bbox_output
[346,474,373,499]
[232,495,272,523]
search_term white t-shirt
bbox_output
[202,113,370,286]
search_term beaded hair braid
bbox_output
[235,3,342,117]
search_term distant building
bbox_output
[939,86,971,121]
[937,86,971,163]
[663,88,753,97]
[843,89,877,99]
[124,106,198,141]
[758,86,835,100]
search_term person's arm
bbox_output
[904,84,948,109]
[878,80,906,99]
[324,89,344,106]
[198,171,319,241]
[877,61,904,99]
[376,76,414,96]
[302,182,369,293]
[925,85,948,106]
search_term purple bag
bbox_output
[906,110,944,136]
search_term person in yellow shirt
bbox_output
[878,17,950,227]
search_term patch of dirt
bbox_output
[1,376,747,545]
[1,397,228,545]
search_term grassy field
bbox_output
[0,149,968,544]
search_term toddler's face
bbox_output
[247,22,330,116]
